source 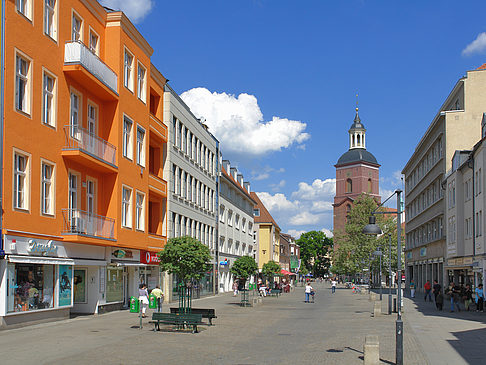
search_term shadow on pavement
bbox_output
[447,327,486,363]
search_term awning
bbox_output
[73,259,107,266]
[113,262,147,267]
[281,269,293,275]
[8,255,74,266]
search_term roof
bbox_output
[349,108,366,131]
[477,63,486,70]
[250,192,281,230]
[221,167,256,204]
[336,148,379,166]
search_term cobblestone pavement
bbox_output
[0,282,428,364]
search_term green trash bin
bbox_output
[149,294,157,309]
[129,296,139,313]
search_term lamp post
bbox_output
[388,234,392,315]
[363,189,403,365]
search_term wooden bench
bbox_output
[268,289,282,297]
[170,307,217,325]
[150,312,203,333]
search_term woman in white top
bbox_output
[305,282,314,303]
[138,284,149,318]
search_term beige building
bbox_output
[445,116,486,288]
[402,64,486,292]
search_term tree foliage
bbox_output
[230,256,258,285]
[262,260,282,278]
[296,230,332,277]
[158,236,212,284]
[332,193,401,277]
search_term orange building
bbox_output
[0,0,168,327]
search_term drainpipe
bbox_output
[0,0,6,255]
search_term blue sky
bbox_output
[102,0,486,238]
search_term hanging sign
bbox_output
[140,250,160,265]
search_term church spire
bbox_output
[348,99,366,150]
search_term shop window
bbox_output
[58,265,73,306]
[106,267,123,302]
[7,263,55,313]
[74,269,87,303]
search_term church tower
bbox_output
[333,106,381,237]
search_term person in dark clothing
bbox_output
[436,289,444,311]
[463,284,473,311]
[433,280,441,302]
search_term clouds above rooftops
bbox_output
[462,32,486,56]
[180,88,310,156]
[99,0,154,23]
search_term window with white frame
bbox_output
[16,0,32,19]
[135,191,145,231]
[137,63,146,102]
[41,162,54,215]
[122,186,132,228]
[235,215,240,230]
[123,117,133,159]
[72,12,82,41]
[42,72,55,126]
[242,218,246,232]
[44,0,57,39]
[219,205,225,223]
[124,50,134,91]
[15,54,31,114]
[248,222,253,235]
[14,152,28,210]
[136,126,145,166]
[227,210,233,226]
[89,29,99,55]
[70,91,80,138]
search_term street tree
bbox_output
[296,230,333,277]
[230,256,258,287]
[332,193,400,279]
[262,260,281,282]
[158,236,212,285]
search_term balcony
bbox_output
[62,209,115,241]
[64,41,118,101]
[62,125,117,173]
[149,173,167,197]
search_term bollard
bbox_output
[364,335,380,365]
[373,300,381,317]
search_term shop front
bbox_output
[139,250,163,293]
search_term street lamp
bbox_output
[388,234,392,315]
[362,189,403,365]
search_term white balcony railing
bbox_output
[64,41,118,94]
[64,125,116,167]
[62,209,115,240]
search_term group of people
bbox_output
[138,283,164,317]
[410,279,485,313]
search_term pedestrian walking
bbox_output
[432,280,441,303]
[435,290,444,311]
[331,278,337,294]
[138,283,149,318]
[424,280,432,302]
[410,280,416,298]
[305,282,314,303]
[233,280,239,297]
[463,284,473,311]
[475,284,485,312]
[150,285,164,312]
[446,282,461,312]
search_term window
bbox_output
[135,192,145,231]
[137,63,146,102]
[16,0,32,19]
[122,186,132,228]
[346,178,352,193]
[44,0,57,39]
[89,29,99,55]
[123,117,133,159]
[42,72,55,126]
[242,218,246,232]
[72,12,82,41]
[219,205,225,223]
[124,50,134,91]
[479,169,482,195]
[228,210,233,226]
[235,215,240,230]
[14,152,28,209]
[136,126,145,166]
[367,178,372,193]
[253,208,260,217]
[15,54,30,114]
[41,162,54,215]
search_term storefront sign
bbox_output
[112,249,134,259]
[219,258,228,266]
[28,239,58,256]
[420,247,427,257]
[140,250,160,265]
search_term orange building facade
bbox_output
[0,0,168,327]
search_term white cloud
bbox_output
[311,201,333,213]
[252,172,270,181]
[462,33,486,56]
[100,0,154,23]
[321,228,334,238]
[251,166,285,181]
[256,192,296,212]
[270,180,286,191]
[290,211,321,226]
[180,88,310,156]
[291,178,336,201]
[287,229,306,239]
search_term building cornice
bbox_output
[106,12,153,58]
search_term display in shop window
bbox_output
[58,265,72,306]
[74,269,86,303]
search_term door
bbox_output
[86,179,96,235]
[87,104,97,155]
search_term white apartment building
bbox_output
[402,65,486,293]
[218,160,256,293]
[445,115,486,288]
[163,85,219,299]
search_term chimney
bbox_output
[222,159,230,172]
[237,174,244,186]
[244,182,250,193]
[230,167,238,180]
